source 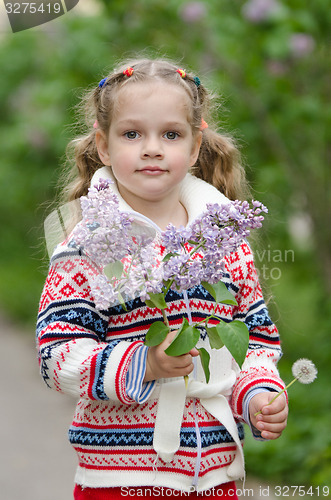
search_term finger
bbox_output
[257,419,287,439]
[189,348,200,357]
[260,418,288,440]
[171,362,195,377]
[162,329,179,347]
[257,419,287,433]
[174,353,192,366]
[263,393,287,414]
[260,429,283,440]
[160,353,189,371]
[157,358,194,378]
[257,407,288,424]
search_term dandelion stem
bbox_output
[254,377,298,416]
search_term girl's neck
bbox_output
[147,201,188,230]
[118,186,188,230]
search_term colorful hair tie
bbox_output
[98,77,107,88]
[93,120,98,129]
[123,67,134,77]
[200,118,208,131]
[176,68,186,78]
[193,76,201,88]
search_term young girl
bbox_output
[37,58,288,499]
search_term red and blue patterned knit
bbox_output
[37,236,285,491]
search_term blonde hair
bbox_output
[60,57,250,204]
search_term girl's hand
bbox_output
[249,392,288,440]
[144,329,199,382]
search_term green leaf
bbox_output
[144,321,169,347]
[205,325,224,349]
[163,252,175,262]
[215,320,249,367]
[104,261,124,280]
[165,319,200,356]
[198,347,210,383]
[202,280,238,306]
[117,292,127,312]
[145,292,167,310]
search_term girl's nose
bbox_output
[141,136,163,158]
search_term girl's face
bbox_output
[96,82,201,211]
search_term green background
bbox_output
[0,0,330,488]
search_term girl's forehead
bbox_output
[114,81,192,115]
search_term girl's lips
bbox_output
[139,166,166,175]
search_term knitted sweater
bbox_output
[37,170,285,492]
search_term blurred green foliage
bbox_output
[0,0,330,488]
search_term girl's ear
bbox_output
[95,130,111,166]
[190,131,202,167]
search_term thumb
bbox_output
[189,348,200,357]
[262,391,286,415]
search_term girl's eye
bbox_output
[164,131,179,140]
[125,131,139,139]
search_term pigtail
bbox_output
[57,85,106,204]
[181,72,251,202]
[58,70,133,204]
[192,129,250,201]
[67,133,104,202]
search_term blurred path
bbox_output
[0,313,280,499]
[0,313,77,500]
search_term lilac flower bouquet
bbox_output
[72,179,268,383]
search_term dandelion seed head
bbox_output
[292,358,317,384]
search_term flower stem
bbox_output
[254,377,297,416]
[188,239,206,257]
[163,239,207,297]
[161,309,170,328]
[193,307,218,329]
[161,308,189,389]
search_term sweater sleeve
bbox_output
[36,243,147,404]
[226,242,286,420]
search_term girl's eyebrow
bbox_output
[115,119,188,129]
[115,119,142,128]
[164,121,187,129]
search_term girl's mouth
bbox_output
[139,166,166,175]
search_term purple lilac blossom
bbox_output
[73,180,134,266]
[161,200,268,293]
[242,0,280,23]
[123,241,164,302]
[179,2,207,23]
[289,33,315,58]
[72,180,161,308]
[266,60,288,77]
[73,180,267,310]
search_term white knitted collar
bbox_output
[90,167,231,227]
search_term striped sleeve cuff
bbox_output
[103,341,155,404]
[232,370,286,418]
[125,345,156,403]
[243,388,270,440]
